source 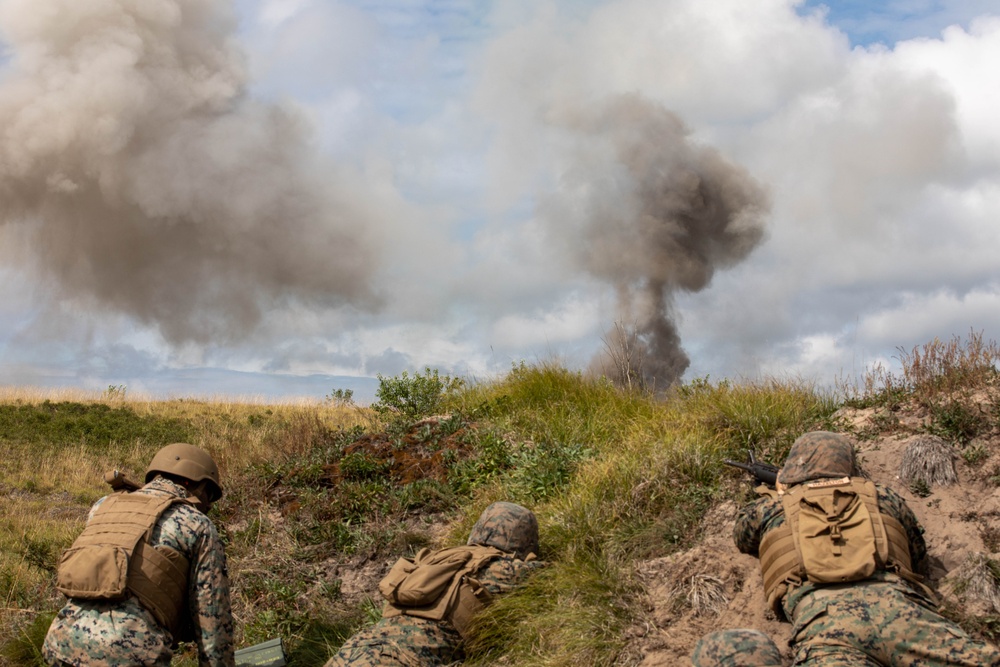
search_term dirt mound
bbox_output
[629,402,1000,665]
[320,414,474,486]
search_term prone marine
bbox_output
[734,430,1000,666]
[325,501,545,666]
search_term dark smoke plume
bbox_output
[547,94,769,387]
[0,0,382,344]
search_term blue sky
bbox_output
[0,0,998,403]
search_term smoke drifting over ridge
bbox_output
[545,95,769,387]
[0,0,381,344]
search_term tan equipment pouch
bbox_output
[55,544,131,599]
[791,477,882,584]
[379,545,505,638]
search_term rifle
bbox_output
[235,638,286,667]
[723,451,780,487]
[104,469,142,492]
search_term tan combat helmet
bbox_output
[467,501,539,560]
[146,443,223,502]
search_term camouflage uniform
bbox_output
[691,629,784,666]
[734,432,1000,666]
[324,502,544,667]
[43,476,235,667]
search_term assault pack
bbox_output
[758,476,927,613]
[378,544,507,637]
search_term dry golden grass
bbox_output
[898,435,958,488]
[0,387,373,660]
[840,330,1000,407]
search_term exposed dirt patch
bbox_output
[628,404,1000,665]
[320,415,474,487]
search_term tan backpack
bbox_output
[783,477,884,583]
[379,545,506,638]
[758,477,934,613]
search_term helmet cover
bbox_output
[467,501,539,559]
[778,431,857,486]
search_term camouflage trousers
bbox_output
[789,579,1000,666]
[324,615,463,667]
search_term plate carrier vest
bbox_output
[757,477,920,614]
[55,490,194,637]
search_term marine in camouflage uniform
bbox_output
[325,501,545,667]
[691,629,784,666]
[43,443,235,667]
[734,431,1000,666]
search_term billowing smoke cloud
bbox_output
[0,0,382,344]
[544,94,769,387]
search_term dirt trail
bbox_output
[628,404,1000,665]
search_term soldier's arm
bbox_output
[877,486,928,576]
[475,557,546,596]
[189,519,236,667]
[733,497,773,557]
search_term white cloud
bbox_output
[491,296,600,348]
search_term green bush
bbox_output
[372,368,464,422]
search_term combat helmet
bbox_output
[778,431,857,487]
[146,443,223,502]
[467,501,539,560]
[690,629,783,667]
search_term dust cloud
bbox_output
[547,95,769,388]
[0,0,382,344]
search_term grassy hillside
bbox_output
[2,334,999,666]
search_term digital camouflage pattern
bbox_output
[325,555,545,667]
[789,578,1000,665]
[778,431,857,486]
[736,431,1000,666]
[325,615,463,667]
[325,502,544,667]
[43,476,235,667]
[467,501,540,559]
[690,629,783,666]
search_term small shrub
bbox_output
[326,388,355,407]
[947,553,1000,613]
[980,519,1000,553]
[372,368,464,423]
[928,399,988,445]
[870,409,900,433]
[909,478,932,498]
[339,452,390,482]
[963,444,990,467]
[449,431,515,496]
[507,440,595,503]
[103,384,127,400]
